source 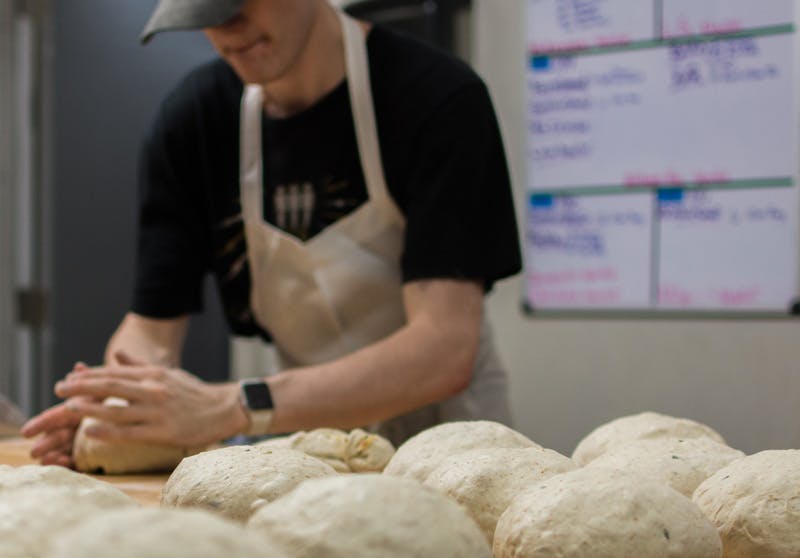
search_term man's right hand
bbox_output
[20,362,92,468]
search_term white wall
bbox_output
[475,0,800,456]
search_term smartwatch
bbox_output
[238,378,274,436]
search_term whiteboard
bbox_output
[524,0,799,314]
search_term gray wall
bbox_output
[49,0,229,406]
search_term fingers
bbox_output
[113,350,147,367]
[30,426,74,459]
[63,364,165,383]
[21,401,83,438]
[82,422,158,445]
[55,376,163,403]
[40,450,74,468]
[64,399,152,426]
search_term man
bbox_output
[23,0,521,467]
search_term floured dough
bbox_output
[161,445,337,522]
[494,467,722,558]
[572,412,727,466]
[0,476,137,558]
[73,398,204,474]
[692,449,800,558]
[423,446,577,543]
[248,474,491,558]
[291,428,350,472]
[256,428,395,473]
[344,428,395,472]
[46,506,288,558]
[0,463,121,492]
[383,420,539,482]
[586,437,744,497]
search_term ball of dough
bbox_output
[161,445,337,522]
[344,428,395,472]
[290,428,350,472]
[0,478,137,558]
[257,429,395,473]
[73,399,204,474]
[493,467,722,558]
[248,474,491,558]
[572,412,727,466]
[692,449,800,558]
[46,506,288,558]
[586,437,745,497]
[383,420,539,482]
[0,463,121,492]
[423,446,577,543]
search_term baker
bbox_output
[23,0,521,467]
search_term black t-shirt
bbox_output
[134,25,521,339]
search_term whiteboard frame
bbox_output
[521,0,800,319]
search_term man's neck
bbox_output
[261,5,354,119]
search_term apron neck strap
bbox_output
[338,12,396,213]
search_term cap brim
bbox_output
[140,0,246,44]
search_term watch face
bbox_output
[243,381,273,410]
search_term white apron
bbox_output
[239,12,512,444]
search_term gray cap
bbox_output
[140,0,246,43]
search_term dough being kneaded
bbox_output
[73,398,205,474]
[161,445,337,522]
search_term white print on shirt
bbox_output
[274,182,315,240]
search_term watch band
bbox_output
[239,378,274,436]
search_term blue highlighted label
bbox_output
[531,56,551,72]
[657,188,684,203]
[530,194,554,208]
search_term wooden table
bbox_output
[0,437,167,506]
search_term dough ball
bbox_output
[161,445,337,522]
[572,412,727,466]
[0,479,137,558]
[46,506,287,558]
[494,467,721,558]
[344,428,395,472]
[0,463,120,491]
[291,428,350,472]
[256,429,395,473]
[248,474,491,558]
[585,437,744,497]
[383,420,539,482]
[423,446,577,543]
[692,449,800,558]
[73,399,204,474]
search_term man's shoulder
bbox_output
[368,25,487,112]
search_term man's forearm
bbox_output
[265,280,483,433]
[104,312,188,367]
